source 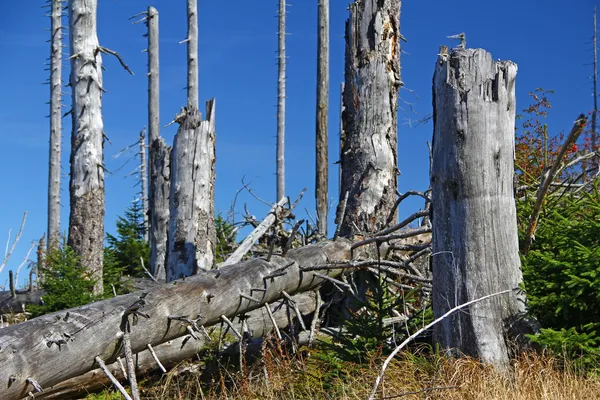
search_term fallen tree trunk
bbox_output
[0,290,44,314]
[34,292,319,399]
[0,239,350,400]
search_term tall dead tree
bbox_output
[277,0,286,202]
[47,0,63,250]
[167,102,216,280]
[338,0,402,238]
[67,0,105,295]
[593,6,598,170]
[139,129,148,241]
[431,48,526,368]
[186,0,199,108]
[315,0,329,238]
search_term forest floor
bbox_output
[86,344,600,400]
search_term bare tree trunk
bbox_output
[431,48,526,369]
[67,0,105,295]
[187,0,198,108]
[0,239,351,400]
[139,129,148,241]
[167,101,216,280]
[277,0,286,202]
[339,0,402,238]
[47,0,63,251]
[315,0,329,238]
[146,6,162,274]
[34,292,318,399]
[593,6,598,170]
[150,138,170,281]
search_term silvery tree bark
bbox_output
[276,0,286,202]
[67,0,105,295]
[431,48,526,368]
[47,0,63,250]
[338,0,402,238]
[315,0,329,238]
[187,0,198,108]
[0,239,350,400]
[139,129,148,241]
[166,101,216,280]
[150,138,170,281]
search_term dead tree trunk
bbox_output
[35,291,318,399]
[139,129,149,241]
[47,0,63,250]
[339,0,402,238]
[146,6,162,274]
[0,239,350,400]
[277,0,286,202]
[431,48,526,368]
[67,0,105,295]
[150,138,170,281]
[315,0,329,238]
[186,0,198,108]
[167,101,216,280]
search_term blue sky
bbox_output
[0,0,596,287]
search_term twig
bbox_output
[95,356,133,400]
[281,291,307,331]
[140,257,159,283]
[146,344,167,373]
[385,191,430,226]
[378,209,429,237]
[352,226,432,250]
[120,316,140,400]
[98,46,134,75]
[282,219,304,256]
[264,302,283,340]
[15,241,35,287]
[0,211,27,276]
[367,289,514,400]
[308,290,322,346]
[334,191,349,239]
[522,114,588,254]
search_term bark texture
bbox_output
[339,0,401,238]
[167,101,216,280]
[277,0,286,202]
[140,129,148,241]
[187,0,198,108]
[67,0,105,295]
[34,292,318,399]
[315,0,330,238]
[150,138,170,281]
[0,239,350,400]
[47,0,63,250]
[431,48,526,368]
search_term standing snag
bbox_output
[276,0,286,202]
[67,0,105,295]
[339,0,402,238]
[167,102,216,280]
[149,138,170,281]
[431,47,526,368]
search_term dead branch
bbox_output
[98,46,134,75]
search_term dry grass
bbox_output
[107,345,600,400]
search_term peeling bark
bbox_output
[167,101,216,280]
[150,138,170,281]
[67,0,105,295]
[431,48,526,368]
[0,239,350,400]
[339,0,402,238]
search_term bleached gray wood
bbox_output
[431,48,526,369]
[186,0,198,108]
[167,101,216,280]
[0,239,350,400]
[315,0,330,238]
[339,0,402,238]
[139,129,148,241]
[34,291,318,399]
[277,0,286,202]
[150,138,170,281]
[47,0,63,250]
[67,0,105,295]
[146,6,163,274]
[219,197,288,268]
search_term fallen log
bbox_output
[0,289,44,314]
[0,239,351,400]
[34,291,319,399]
